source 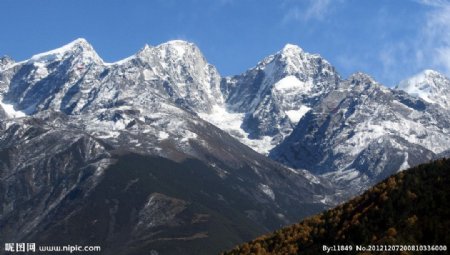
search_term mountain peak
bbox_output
[156,40,199,59]
[278,44,305,62]
[348,72,376,84]
[70,38,91,47]
[399,69,448,88]
[342,72,380,91]
[163,39,194,46]
[398,69,450,108]
[0,56,15,69]
[134,40,205,64]
[281,43,303,54]
[421,69,441,77]
[28,38,103,64]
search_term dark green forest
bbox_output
[222,158,450,255]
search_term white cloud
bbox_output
[304,0,332,20]
[336,54,367,74]
[437,47,450,71]
[281,0,450,84]
[377,41,412,86]
[415,0,450,74]
[416,0,449,7]
[283,0,336,23]
[375,0,450,84]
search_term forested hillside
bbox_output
[222,158,450,255]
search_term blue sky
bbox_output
[1,0,449,86]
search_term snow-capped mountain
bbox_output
[2,39,223,117]
[397,69,450,110]
[207,44,340,154]
[0,38,227,153]
[2,39,105,114]
[106,40,224,113]
[0,39,334,255]
[271,72,450,192]
[2,38,449,195]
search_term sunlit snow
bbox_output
[399,153,410,171]
[274,75,312,92]
[0,100,26,118]
[285,105,311,123]
[258,183,275,200]
[199,105,276,155]
[29,38,103,64]
[398,69,450,109]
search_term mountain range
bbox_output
[1,38,449,254]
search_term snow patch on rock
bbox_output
[274,75,312,92]
[285,105,311,123]
[199,105,277,154]
[258,183,275,200]
[0,100,26,118]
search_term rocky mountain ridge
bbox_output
[271,72,450,191]
[2,38,450,191]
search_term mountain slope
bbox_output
[222,158,450,255]
[0,111,332,255]
[15,153,325,255]
[271,73,450,193]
